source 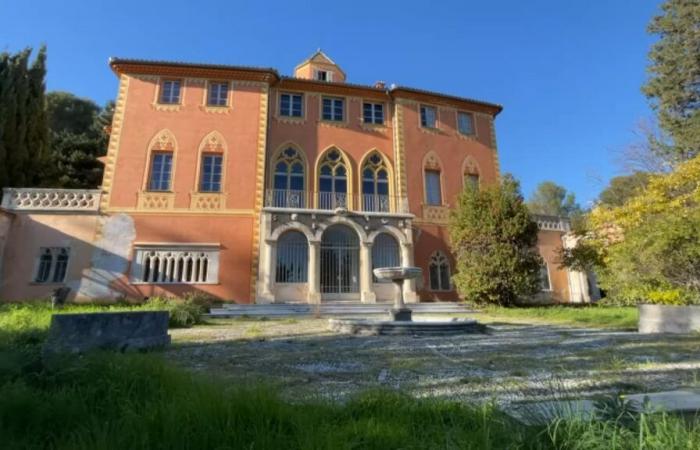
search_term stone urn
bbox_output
[373,266,422,321]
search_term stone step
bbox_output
[208,302,476,317]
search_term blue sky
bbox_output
[1,0,661,205]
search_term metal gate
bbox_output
[320,226,359,295]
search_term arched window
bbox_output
[372,233,400,282]
[276,231,308,283]
[424,153,443,206]
[463,157,480,190]
[429,251,451,291]
[145,130,177,192]
[272,147,306,207]
[362,152,390,212]
[318,148,347,209]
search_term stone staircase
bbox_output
[208,302,477,318]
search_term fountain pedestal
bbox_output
[373,267,422,322]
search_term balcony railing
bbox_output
[264,189,409,213]
[1,188,101,212]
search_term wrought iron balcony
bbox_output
[1,188,101,212]
[264,189,409,214]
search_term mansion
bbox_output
[0,51,598,304]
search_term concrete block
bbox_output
[638,304,700,334]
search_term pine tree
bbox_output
[449,174,543,305]
[643,0,700,163]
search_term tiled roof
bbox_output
[108,57,502,114]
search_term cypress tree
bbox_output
[0,53,9,188]
[26,46,49,185]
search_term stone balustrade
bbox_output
[533,214,571,232]
[1,188,101,212]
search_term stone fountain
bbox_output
[328,266,486,336]
[373,266,422,321]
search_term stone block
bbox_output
[43,311,170,356]
[638,304,700,334]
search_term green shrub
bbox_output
[145,296,206,328]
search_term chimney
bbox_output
[374,80,386,89]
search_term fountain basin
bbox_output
[373,267,423,282]
[329,317,487,336]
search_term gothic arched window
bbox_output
[272,147,306,207]
[362,152,390,212]
[318,148,348,209]
[429,251,451,291]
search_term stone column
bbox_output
[360,241,376,303]
[401,242,419,303]
[258,239,276,303]
[307,240,321,304]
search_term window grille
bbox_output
[276,231,308,283]
[133,246,219,284]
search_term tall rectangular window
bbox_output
[322,97,344,121]
[363,102,384,124]
[160,79,181,104]
[540,263,552,291]
[148,152,173,191]
[420,105,437,128]
[207,81,229,106]
[280,93,303,117]
[425,170,442,205]
[458,112,475,135]
[200,154,223,192]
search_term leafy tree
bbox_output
[449,174,543,306]
[597,172,650,207]
[643,0,700,163]
[527,181,582,219]
[44,92,112,188]
[563,155,700,304]
[0,46,49,188]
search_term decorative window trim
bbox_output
[152,78,185,111]
[142,129,178,193]
[32,247,71,284]
[422,151,445,207]
[428,251,451,291]
[269,144,308,208]
[319,95,347,124]
[131,244,220,284]
[314,146,354,209]
[193,131,228,195]
[359,150,395,212]
[201,80,233,113]
[276,91,306,122]
[462,156,481,190]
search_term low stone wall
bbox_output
[43,311,170,355]
[638,304,700,334]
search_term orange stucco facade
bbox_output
[0,51,595,304]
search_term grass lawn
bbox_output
[1,302,700,449]
[476,305,639,330]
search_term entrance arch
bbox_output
[320,225,359,297]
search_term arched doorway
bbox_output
[321,225,359,297]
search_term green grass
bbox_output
[477,305,639,330]
[2,302,699,449]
